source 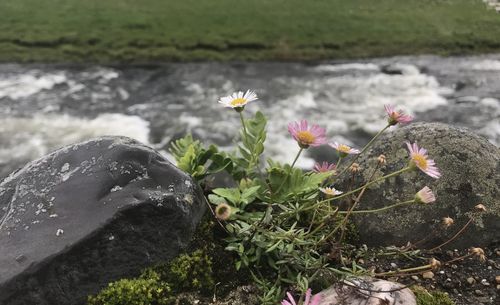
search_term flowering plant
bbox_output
[169,93,449,304]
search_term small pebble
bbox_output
[474,289,483,296]
[495,275,500,284]
[56,229,64,236]
[451,264,458,270]
[411,275,419,281]
[476,297,490,304]
[467,277,476,285]
[422,271,434,279]
[480,279,490,286]
[15,254,26,263]
[390,262,398,268]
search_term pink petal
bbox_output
[286,292,297,305]
[412,143,419,153]
[300,120,308,131]
[304,289,312,305]
[384,104,394,115]
[310,294,322,305]
[405,142,413,154]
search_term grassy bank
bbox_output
[1,0,500,63]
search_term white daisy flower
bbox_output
[329,142,360,156]
[218,90,258,109]
[319,187,343,197]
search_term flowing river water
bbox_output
[0,54,499,178]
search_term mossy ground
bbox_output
[87,214,251,304]
[2,0,500,63]
[412,286,456,305]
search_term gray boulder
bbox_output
[0,136,205,305]
[343,123,499,249]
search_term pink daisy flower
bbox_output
[329,142,360,157]
[406,142,441,179]
[282,289,321,305]
[313,161,336,173]
[218,90,258,110]
[385,104,413,126]
[415,186,436,204]
[288,120,327,148]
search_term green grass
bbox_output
[1,0,500,62]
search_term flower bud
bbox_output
[475,204,487,212]
[377,154,386,165]
[442,217,454,228]
[429,258,441,270]
[215,203,232,220]
[349,163,361,173]
[470,247,486,263]
[414,186,436,204]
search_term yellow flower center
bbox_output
[412,154,428,169]
[325,189,335,195]
[296,130,315,145]
[230,98,247,106]
[338,144,351,153]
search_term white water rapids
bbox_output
[0,55,498,175]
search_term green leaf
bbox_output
[235,111,267,177]
[206,152,233,175]
[177,144,198,173]
[262,205,273,225]
[267,164,331,202]
[266,241,282,253]
[207,194,226,205]
[241,185,261,203]
[212,188,241,205]
[169,134,200,163]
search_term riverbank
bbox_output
[1,0,500,63]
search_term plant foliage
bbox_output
[170,107,442,304]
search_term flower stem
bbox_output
[239,112,248,141]
[337,200,415,214]
[336,156,343,172]
[280,166,412,218]
[337,124,390,177]
[375,264,432,277]
[316,166,412,206]
[273,147,304,197]
[428,216,475,252]
[291,148,303,169]
[337,163,380,248]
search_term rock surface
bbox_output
[0,136,205,305]
[319,278,416,305]
[345,123,499,249]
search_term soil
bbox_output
[365,245,500,305]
